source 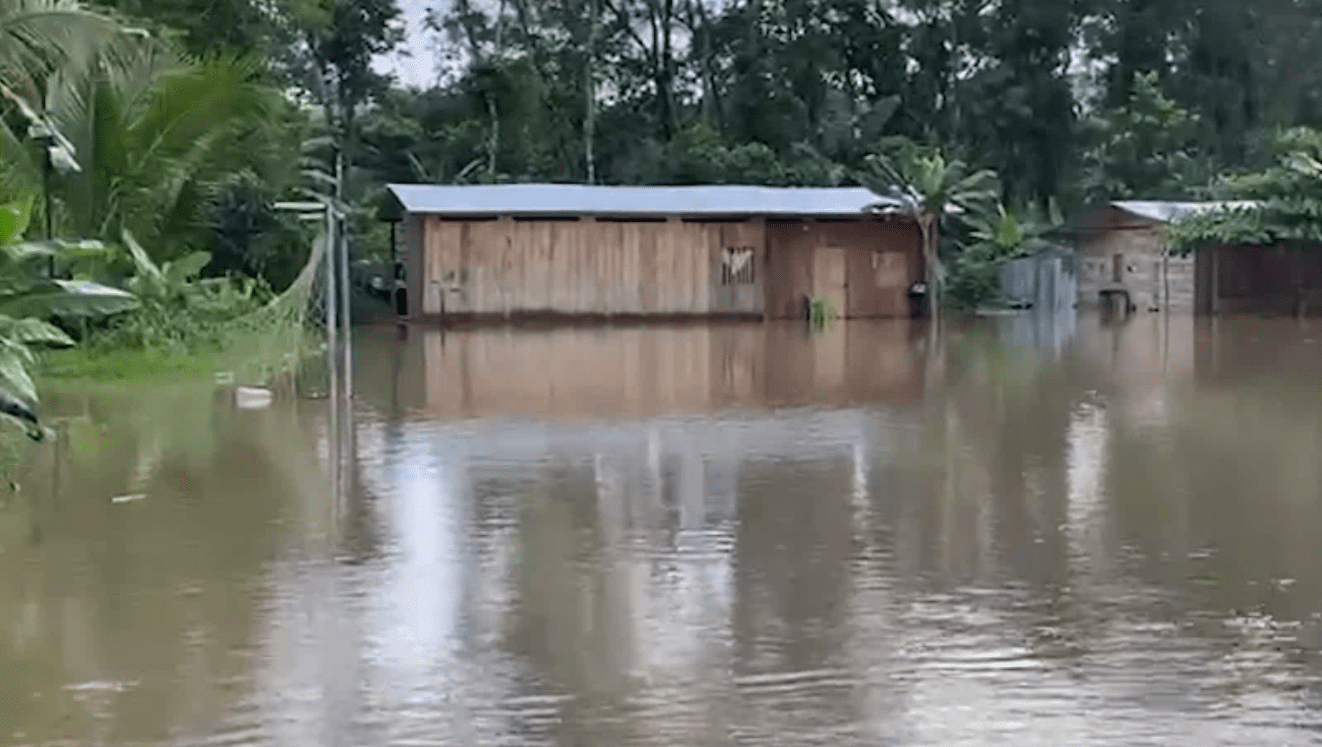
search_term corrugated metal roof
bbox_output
[1111,200,1260,223]
[384,183,901,218]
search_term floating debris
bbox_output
[111,494,146,504]
[235,386,273,410]
[62,680,139,693]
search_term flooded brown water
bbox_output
[5,313,1322,746]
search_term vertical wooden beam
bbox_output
[760,228,770,321]
[1210,246,1220,315]
[407,215,425,320]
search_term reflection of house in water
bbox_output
[415,322,925,419]
[1068,314,1197,428]
[1191,316,1322,391]
[989,308,1078,360]
[338,403,918,744]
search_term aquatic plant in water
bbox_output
[807,294,840,330]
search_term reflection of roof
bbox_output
[1111,200,1260,223]
[369,407,915,465]
[382,184,902,219]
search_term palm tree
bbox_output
[0,0,118,89]
[0,0,122,202]
[860,145,999,317]
[4,32,285,259]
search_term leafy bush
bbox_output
[1166,127,1322,254]
[0,193,139,435]
[945,245,1003,310]
[945,202,1063,309]
[82,283,269,354]
[78,231,272,355]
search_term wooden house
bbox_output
[1067,201,1252,313]
[380,184,925,323]
[1060,200,1322,315]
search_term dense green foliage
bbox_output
[945,203,1063,309]
[5,0,1322,252]
[0,191,139,433]
[340,0,1322,208]
[1167,128,1322,254]
[13,0,1322,262]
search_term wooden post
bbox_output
[1163,250,1169,311]
[1210,247,1220,315]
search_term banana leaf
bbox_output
[0,279,140,318]
[0,316,74,347]
[164,251,212,286]
[0,196,34,246]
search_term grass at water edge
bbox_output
[37,345,235,385]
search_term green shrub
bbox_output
[946,246,1004,310]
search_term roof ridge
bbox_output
[383,183,898,218]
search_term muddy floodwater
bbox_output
[6,314,1322,746]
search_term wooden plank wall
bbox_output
[710,221,765,314]
[401,215,425,318]
[1076,214,1183,311]
[765,219,922,319]
[764,221,817,319]
[420,216,768,317]
[1212,244,1322,314]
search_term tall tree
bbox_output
[1078,71,1212,203]
[296,0,403,199]
[91,0,275,58]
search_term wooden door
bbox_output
[870,250,910,317]
[813,246,848,319]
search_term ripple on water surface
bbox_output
[7,320,1322,746]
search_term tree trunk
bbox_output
[458,0,505,182]
[485,96,500,181]
[687,0,720,123]
[585,0,598,183]
[488,0,507,180]
[660,0,674,139]
[920,212,941,318]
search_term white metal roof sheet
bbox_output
[385,183,901,217]
[1111,200,1260,223]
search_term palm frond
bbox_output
[30,35,285,254]
[0,0,117,90]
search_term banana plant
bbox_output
[965,201,1062,260]
[120,229,211,304]
[861,143,1000,317]
[0,193,138,437]
[121,229,272,325]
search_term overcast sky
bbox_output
[374,0,1106,110]
[373,0,438,89]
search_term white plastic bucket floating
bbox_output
[234,386,273,410]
